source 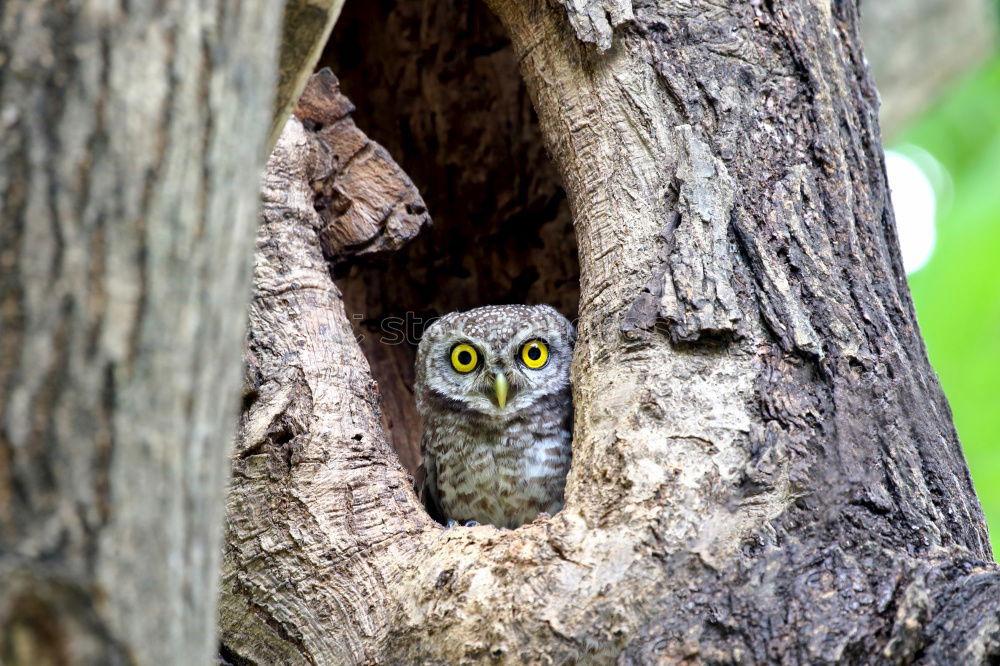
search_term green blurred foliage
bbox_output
[896,55,1000,554]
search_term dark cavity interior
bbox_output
[321,1,580,474]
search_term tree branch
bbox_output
[269,0,347,151]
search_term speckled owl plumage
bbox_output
[415,305,575,529]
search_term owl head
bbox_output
[415,304,576,421]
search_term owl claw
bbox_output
[443,519,480,528]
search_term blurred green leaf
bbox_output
[897,55,1000,554]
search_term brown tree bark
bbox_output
[220,2,999,665]
[0,3,288,664]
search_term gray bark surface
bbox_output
[220,72,429,665]
[220,2,999,665]
[0,2,283,664]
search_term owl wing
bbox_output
[417,438,445,524]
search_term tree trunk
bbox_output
[0,3,285,664]
[220,1,999,665]
[302,0,993,480]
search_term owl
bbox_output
[415,304,575,529]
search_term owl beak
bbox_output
[493,372,509,409]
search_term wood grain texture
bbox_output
[0,1,283,664]
[552,0,634,51]
[294,70,431,263]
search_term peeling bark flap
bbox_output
[554,0,634,51]
[293,68,431,262]
[623,126,743,343]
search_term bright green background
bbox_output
[896,54,1000,554]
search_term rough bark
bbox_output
[222,0,1000,664]
[0,2,283,664]
[219,72,430,666]
[310,0,993,482]
[219,1,999,665]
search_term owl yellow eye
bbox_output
[520,339,549,369]
[450,343,479,373]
